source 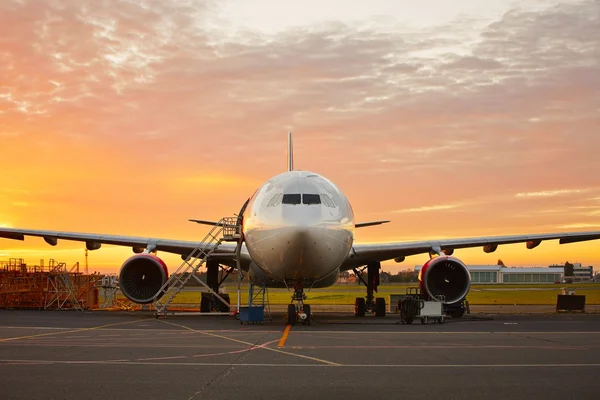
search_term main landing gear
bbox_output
[287,283,311,325]
[200,260,231,313]
[353,262,386,318]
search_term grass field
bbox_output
[115,283,600,306]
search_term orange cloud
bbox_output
[1,0,599,273]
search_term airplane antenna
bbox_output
[287,131,294,171]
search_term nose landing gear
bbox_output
[287,283,311,325]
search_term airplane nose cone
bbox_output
[244,226,352,282]
[280,228,317,275]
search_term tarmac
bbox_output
[1,309,599,400]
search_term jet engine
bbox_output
[118,254,169,304]
[419,256,470,304]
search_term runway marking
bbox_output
[0,326,70,330]
[2,359,600,368]
[278,325,292,348]
[282,331,600,335]
[0,320,142,343]
[285,345,590,350]
[59,336,90,339]
[158,320,340,366]
[2,326,600,335]
[138,356,188,361]
[186,339,280,359]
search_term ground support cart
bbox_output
[419,301,445,324]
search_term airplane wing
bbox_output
[0,227,239,259]
[344,231,600,268]
[355,220,390,228]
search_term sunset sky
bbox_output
[1,0,599,274]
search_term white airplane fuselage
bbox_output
[242,170,355,287]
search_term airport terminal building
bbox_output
[414,265,564,284]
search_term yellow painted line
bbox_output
[0,320,143,343]
[278,325,292,348]
[160,320,340,366]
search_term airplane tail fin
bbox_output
[287,131,294,171]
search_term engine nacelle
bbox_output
[118,254,168,304]
[419,256,470,304]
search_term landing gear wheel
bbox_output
[302,304,311,325]
[404,317,413,325]
[375,297,386,317]
[450,310,465,318]
[287,304,297,325]
[438,316,445,324]
[354,297,366,317]
[218,294,231,313]
[200,294,210,313]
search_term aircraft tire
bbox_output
[200,294,211,313]
[287,304,297,325]
[374,297,386,317]
[218,294,231,312]
[303,304,311,325]
[354,297,366,317]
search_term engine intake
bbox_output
[118,254,168,304]
[419,256,470,304]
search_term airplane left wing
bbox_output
[0,227,239,259]
[344,230,600,268]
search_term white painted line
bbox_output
[57,336,90,339]
[1,360,600,368]
[0,326,70,330]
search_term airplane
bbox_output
[1,132,600,325]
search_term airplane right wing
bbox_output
[344,230,600,268]
[355,220,390,228]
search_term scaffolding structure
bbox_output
[96,274,134,310]
[0,258,100,310]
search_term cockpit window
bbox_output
[302,194,321,205]
[282,193,301,205]
[267,193,283,207]
[320,194,335,208]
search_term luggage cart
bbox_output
[419,301,445,324]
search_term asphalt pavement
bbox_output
[1,310,599,400]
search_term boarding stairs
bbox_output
[152,217,242,316]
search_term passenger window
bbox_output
[282,194,301,205]
[303,194,321,205]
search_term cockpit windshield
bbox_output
[279,193,323,205]
[282,194,302,205]
[302,194,321,205]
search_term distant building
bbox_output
[549,263,594,282]
[337,271,358,284]
[414,265,564,284]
